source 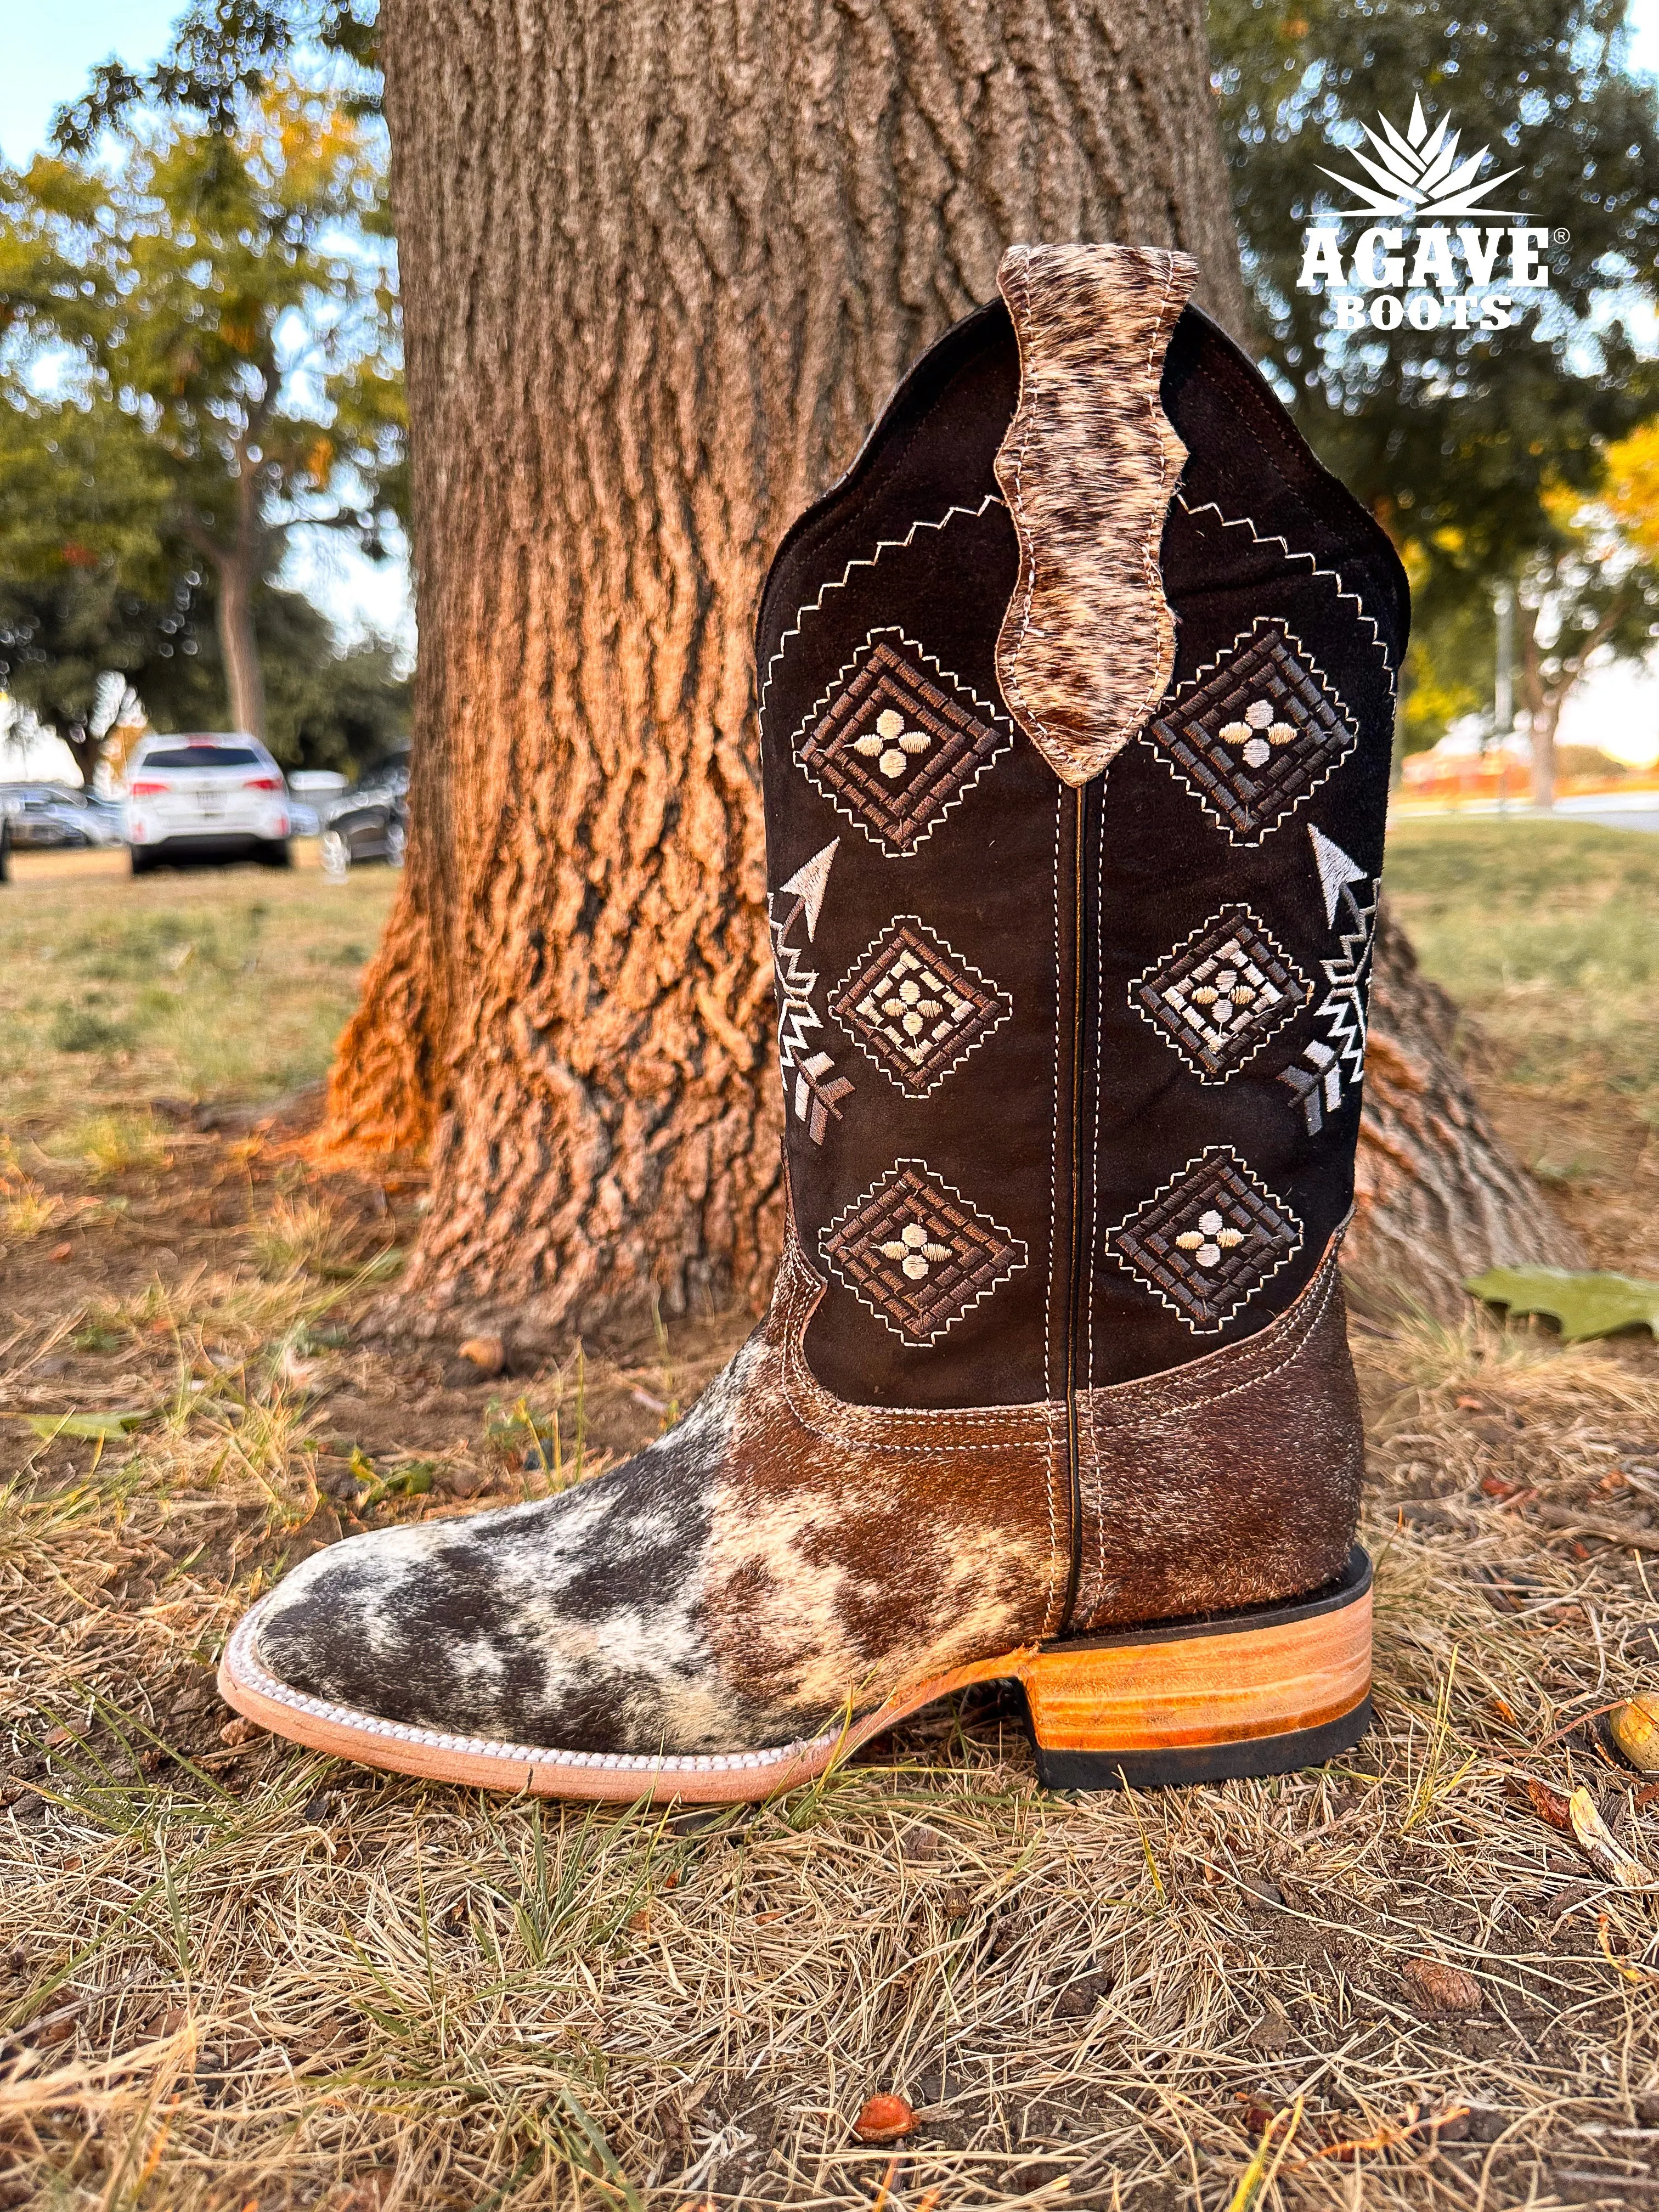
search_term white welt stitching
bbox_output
[232,1605,834,1776]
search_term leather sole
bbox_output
[217,1549,1372,1803]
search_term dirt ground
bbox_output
[3,830,1659,2211]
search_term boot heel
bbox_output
[1019,1548,1373,1788]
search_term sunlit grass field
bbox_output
[1384,816,1659,1121]
[0,855,398,1120]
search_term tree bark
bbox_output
[332,0,1577,1344]
[215,551,267,742]
[1348,908,1585,1315]
[331,0,1252,1336]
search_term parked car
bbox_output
[123,733,292,873]
[0,781,127,849]
[319,754,409,879]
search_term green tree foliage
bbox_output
[1,78,403,749]
[52,2,381,151]
[1208,0,1659,755]
[0,571,199,786]
[139,582,410,775]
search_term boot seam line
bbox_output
[1081,1248,1342,1430]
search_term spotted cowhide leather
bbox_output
[249,245,1408,1754]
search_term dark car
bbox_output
[0,781,126,850]
[319,755,409,879]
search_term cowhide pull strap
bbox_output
[993,242,1198,788]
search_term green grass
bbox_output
[0,861,398,1118]
[1385,817,1659,1119]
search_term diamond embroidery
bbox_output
[821,1160,1028,1345]
[1132,905,1309,1084]
[830,918,1010,1096]
[1145,618,1357,844]
[1108,1147,1302,1334]
[797,630,1012,855]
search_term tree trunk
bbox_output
[332,0,1577,1344]
[1347,908,1585,1314]
[330,0,1251,1337]
[216,551,267,742]
[1530,700,1560,812]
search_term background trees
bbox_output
[1,72,404,763]
[318,0,1252,1340]
[1211,0,1659,795]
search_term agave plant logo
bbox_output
[1319,94,1522,222]
[1298,92,1553,337]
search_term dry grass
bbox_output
[3,844,1659,2209]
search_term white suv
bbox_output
[125,733,291,874]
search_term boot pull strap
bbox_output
[994,241,1198,787]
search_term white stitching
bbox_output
[1175,494,1398,698]
[1086,1246,1342,1428]
[828,913,1012,1094]
[1104,1144,1305,1335]
[819,1158,1029,1347]
[775,1237,1051,1449]
[1128,902,1313,1085]
[232,1604,837,1775]
[1042,780,1064,1635]
[786,624,1015,857]
[1141,614,1360,847]
[758,500,1006,741]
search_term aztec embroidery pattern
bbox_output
[1144,618,1357,844]
[1279,827,1379,1135]
[1132,905,1308,1084]
[821,1160,1028,1345]
[1107,1146,1302,1333]
[796,630,1011,856]
[831,917,1010,1096]
[767,839,851,1146]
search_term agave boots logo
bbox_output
[1299,95,1555,334]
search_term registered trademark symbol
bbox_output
[1553,227,1571,245]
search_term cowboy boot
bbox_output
[221,243,1407,1801]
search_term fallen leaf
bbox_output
[1568,1786,1650,1889]
[1401,1957,1483,2015]
[48,1240,72,1263]
[1239,1872,1285,1909]
[219,1717,262,1749]
[1466,1265,1659,1344]
[853,2094,917,2143]
[25,1408,154,1441]
[1610,1692,1659,1774]
[1523,1776,1576,1833]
